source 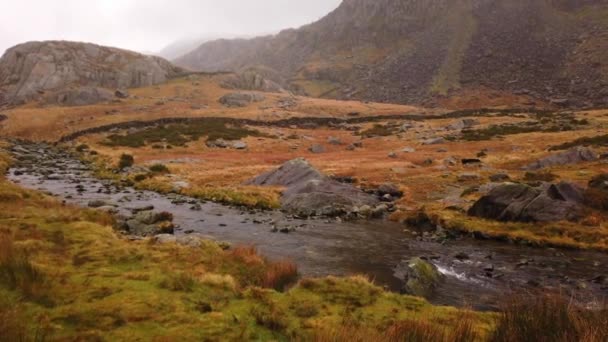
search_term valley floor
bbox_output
[1,76,608,340]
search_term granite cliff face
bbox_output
[0,41,186,105]
[176,0,608,107]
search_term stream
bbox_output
[6,142,608,310]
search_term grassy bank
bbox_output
[428,209,608,251]
[81,151,282,210]
[0,146,495,341]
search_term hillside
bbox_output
[175,0,608,108]
[0,41,186,106]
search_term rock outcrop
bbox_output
[468,182,586,222]
[524,147,598,170]
[247,158,380,217]
[51,86,114,106]
[175,0,608,107]
[220,70,284,92]
[0,40,185,104]
[218,92,265,107]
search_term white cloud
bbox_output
[0,0,342,55]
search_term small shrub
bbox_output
[160,272,196,292]
[75,144,89,152]
[251,304,287,331]
[0,234,48,301]
[550,134,608,151]
[133,174,148,182]
[262,260,298,291]
[149,163,170,174]
[118,154,134,169]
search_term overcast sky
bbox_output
[0,0,342,56]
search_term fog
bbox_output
[0,0,342,58]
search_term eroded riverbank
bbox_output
[6,142,608,310]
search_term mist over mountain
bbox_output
[175,0,608,107]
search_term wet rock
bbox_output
[309,144,326,154]
[469,182,585,222]
[87,199,114,208]
[454,252,470,261]
[247,158,378,218]
[125,210,175,236]
[524,147,597,170]
[401,258,444,297]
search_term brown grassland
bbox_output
[1,76,608,340]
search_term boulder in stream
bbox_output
[401,258,444,297]
[247,158,380,217]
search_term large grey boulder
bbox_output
[53,86,114,106]
[524,147,597,170]
[219,92,265,107]
[220,70,283,92]
[0,41,184,104]
[247,158,379,217]
[468,182,585,222]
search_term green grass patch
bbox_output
[103,118,266,148]
[550,134,608,151]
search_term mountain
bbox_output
[0,40,186,105]
[175,0,608,107]
[157,37,217,60]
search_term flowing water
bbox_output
[7,143,608,310]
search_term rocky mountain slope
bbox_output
[0,41,186,105]
[175,0,608,107]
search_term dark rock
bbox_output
[524,147,597,170]
[468,182,585,222]
[377,183,403,197]
[454,252,470,261]
[462,158,482,165]
[115,89,130,98]
[489,173,510,182]
[88,199,113,208]
[309,144,326,154]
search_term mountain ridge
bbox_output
[175,0,608,107]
